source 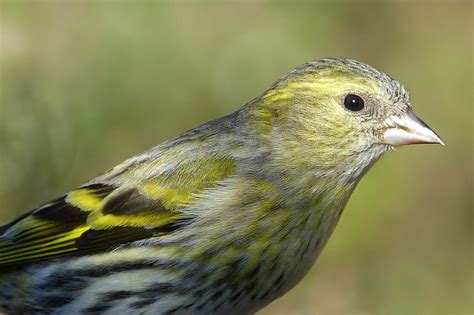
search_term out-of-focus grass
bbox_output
[0,1,472,314]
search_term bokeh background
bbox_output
[0,1,472,314]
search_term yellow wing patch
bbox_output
[0,225,89,265]
[0,156,237,266]
[0,183,191,266]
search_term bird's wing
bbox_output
[0,183,190,266]
[0,154,237,267]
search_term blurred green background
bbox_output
[0,1,472,314]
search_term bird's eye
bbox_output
[344,94,365,112]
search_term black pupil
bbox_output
[344,94,364,111]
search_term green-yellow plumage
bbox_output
[0,58,443,314]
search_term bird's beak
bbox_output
[382,110,444,146]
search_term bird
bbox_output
[0,58,443,314]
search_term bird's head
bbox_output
[250,58,443,184]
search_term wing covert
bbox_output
[0,183,191,266]
[0,155,237,266]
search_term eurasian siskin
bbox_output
[0,58,443,314]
